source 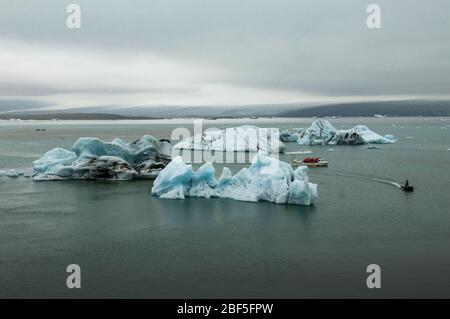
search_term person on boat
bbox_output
[404,179,409,187]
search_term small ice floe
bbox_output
[328,148,336,151]
[0,169,25,178]
[384,135,396,142]
[285,150,312,155]
[405,136,414,139]
[8,118,23,123]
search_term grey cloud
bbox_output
[0,81,199,97]
[0,0,449,106]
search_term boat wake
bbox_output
[314,170,402,189]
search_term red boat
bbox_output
[293,157,329,167]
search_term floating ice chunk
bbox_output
[285,150,312,155]
[0,169,25,178]
[294,120,396,145]
[280,128,305,142]
[173,125,285,153]
[152,152,318,206]
[33,136,170,181]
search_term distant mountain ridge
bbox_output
[279,100,450,117]
[1,100,449,120]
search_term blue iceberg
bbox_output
[288,120,396,145]
[152,152,318,206]
[33,136,171,181]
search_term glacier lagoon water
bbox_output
[0,117,450,298]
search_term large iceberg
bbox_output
[152,152,318,206]
[33,136,171,181]
[173,125,285,153]
[289,120,396,145]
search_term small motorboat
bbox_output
[401,185,414,192]
[401,179,414,192]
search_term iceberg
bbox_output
[33,136,171,181]
[291,120,396,145]
[339,125,397,144]
[296,120,339,145]
[173,125,285,153]
[152,152,318,206]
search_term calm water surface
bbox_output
[0,117,449,298]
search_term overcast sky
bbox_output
[1,0,449,111]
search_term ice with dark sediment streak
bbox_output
[283,119,397,145]
[152,152,318,206]
[32,136,171,181]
